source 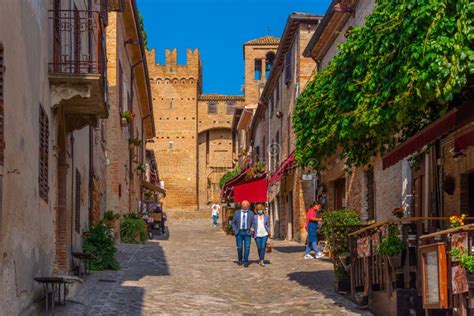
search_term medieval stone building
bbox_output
[146,36,279,211]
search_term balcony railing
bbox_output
[48,10,105,75]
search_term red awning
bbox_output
[455,127,474,152]
[269,151,295,186]
[382,109,458,169]
[233,178,268,203]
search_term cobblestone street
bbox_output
[56,219,371,315]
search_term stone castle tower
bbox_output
[146,36,279,211]
[146,48,202,210]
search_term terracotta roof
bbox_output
[198,94,245,102]
[244,36,280,46]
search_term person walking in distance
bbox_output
[251,203,270,267]
[231,200,254,267]
[211,202,220,226]
[304,202,325,259]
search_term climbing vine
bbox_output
[293,0,473,169]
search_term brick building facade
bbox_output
[250,14,321,242]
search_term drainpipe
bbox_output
[89,126,94,226]
[70,134,74,255]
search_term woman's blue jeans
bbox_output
[305,241,320,255]
[255,236,268,261]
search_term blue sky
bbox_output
[137,0,331,95]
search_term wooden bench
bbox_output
[72,252,96,276]
[34,276,76,313]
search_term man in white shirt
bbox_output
[211,202,221,226]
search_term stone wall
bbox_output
[0,1,55,313]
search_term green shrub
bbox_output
[450,247,474,273]
[377,223,406,256]
[321,209,361,257]
[378,235,406,256]
[219,167,241,188]
[121,213,147,243]
[83,221,120,271]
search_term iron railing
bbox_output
[48,10,105,75]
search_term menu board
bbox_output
[425,252,440,304]
[419,243,448,309]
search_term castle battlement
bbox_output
[146,48,200,67]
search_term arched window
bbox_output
[265,51,275,79]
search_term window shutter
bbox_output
[284,50,292,85]
[118,62,123,113]
[75,169,81,233]
[39,104,49,202]
[0,45,4,166]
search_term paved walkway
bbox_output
[56,219,371,315]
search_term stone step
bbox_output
[165,209,212,220]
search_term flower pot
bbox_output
[121,117,129,127]
[354,292,368,305]
[389,254,402,269]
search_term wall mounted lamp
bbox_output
[334,3,355,16]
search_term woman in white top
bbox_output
[251,204,270,267]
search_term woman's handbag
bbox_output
[266,240,272,253]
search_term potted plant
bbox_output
[144,191,153,199]
[120,213,147,243]
[450,213,466,228]
[129,138,142,147]
[320,209,361,292]
[255,161,266,173]
[377,223,406,269]
[392,207,404,219]
[136,164,146,173]
[120,111,134,126]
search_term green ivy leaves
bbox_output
[293,0,473,168]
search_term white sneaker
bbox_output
[315,252,325,259]
[304,254,314,260]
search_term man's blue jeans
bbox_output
[255,236,268,261]
[212,215,218,225]
[235,230,251,264]
[305,241,320,255]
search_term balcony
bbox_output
[48,9,108,131]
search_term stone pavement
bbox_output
[55,219,371,315]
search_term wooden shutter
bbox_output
[0,44,4,166]
[39,104,49,202]
[118,62,123,113]
[75,169,81,233]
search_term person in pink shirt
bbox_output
[304,202,324,259]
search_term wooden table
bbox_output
[72,252,96,276]
[34,276,74,313]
